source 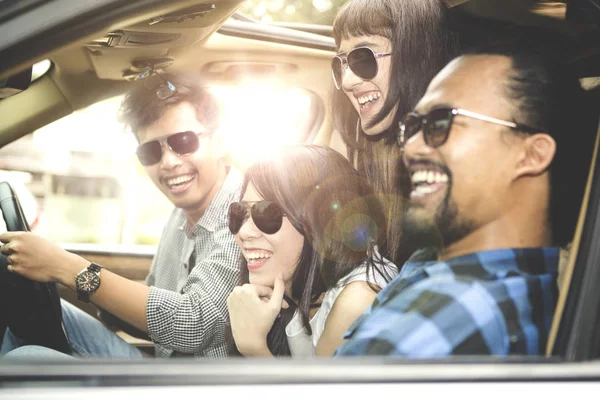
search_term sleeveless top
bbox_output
[285,257,397,357]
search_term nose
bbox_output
[159,144,183,170]
[402,128,433,166]
[237,215,261,240]
[341,63,362,91]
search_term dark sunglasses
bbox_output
[136,131,206,166]
[137,66,177,100]
[331,47,392,90]
[397,107,542,149]
[228,201,287,235]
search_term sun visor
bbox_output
[0,67,32,99]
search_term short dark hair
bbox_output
[118,73,219,139]
[473,33,598,246]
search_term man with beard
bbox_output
[335,45,597,356]
[1,73,242,358]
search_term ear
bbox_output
[515,133,556,178]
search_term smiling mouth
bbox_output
[357,91,382,109]
[245,249,273,270]
[245,249,273,262]
[165,173,195,190]
[410,168,449,199]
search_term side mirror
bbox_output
[0,66,32,99]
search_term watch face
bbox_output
[76,271,100,293]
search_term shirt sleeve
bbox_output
[334,277,509,357]
[145,224,240,354]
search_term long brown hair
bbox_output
[228,145,393,356]
[331,0,461,266]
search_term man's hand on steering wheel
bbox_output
[0,228,88,287]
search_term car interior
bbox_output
[0,0,600,389]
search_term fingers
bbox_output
[4,254,18,273]
[269,273,286,309]
[0,231,19,244]
[253,284,274,298]
[228,277,289,310]
[0,241,16,256]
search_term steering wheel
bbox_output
[0,181,71,354]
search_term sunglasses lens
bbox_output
[253,201,284,235]
[400,113,423,140]
[167,131,200,156]
[156,81,176,100]
[331,57,343,89]
[348,48,377,80]
[228,202,246,235]
[136,141,162,166]
[425,109,454,147]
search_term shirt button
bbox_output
[510,335,519,343]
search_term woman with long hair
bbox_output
[226,145,396,357]
[331,0,461,266]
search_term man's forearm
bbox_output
[57,257,150,333]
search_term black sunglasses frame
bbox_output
[331,47,392,90]
[228,201,287,235]
[397,107,543,149]
[137,66,177,100]
[136,131,206,166]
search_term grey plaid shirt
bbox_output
[145,167,242,358]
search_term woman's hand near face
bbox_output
[227,273,288,357]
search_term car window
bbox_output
[238,0,351,24]
[0,86,322,245]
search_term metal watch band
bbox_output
[76,263,103,303]
[88,263,102,274]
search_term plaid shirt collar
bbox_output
[178,166,243,237]
[401,247,559,281]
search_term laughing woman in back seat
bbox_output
[330,0,462,267]
[226,145,397,357]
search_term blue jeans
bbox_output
[1,300,143,359]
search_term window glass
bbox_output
[0,86,321,245]
[237,0,351,24]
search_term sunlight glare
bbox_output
[211,84,313,169]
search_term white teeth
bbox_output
[167,174,194,186]
[246,251,273,260]
[357,92,382,106]
[411,170,449,185]
[415,185,437,194]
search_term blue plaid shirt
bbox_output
[335,247,559,357]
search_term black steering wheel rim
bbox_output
[0,181,71,354]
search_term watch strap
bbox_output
[76,263,103,303]
[88,263,102,274]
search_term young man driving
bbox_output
[0,73,242,358]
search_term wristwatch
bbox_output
[75,263,103,303]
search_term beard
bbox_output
[400,184,476,251]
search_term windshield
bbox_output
[0,1,598,392]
